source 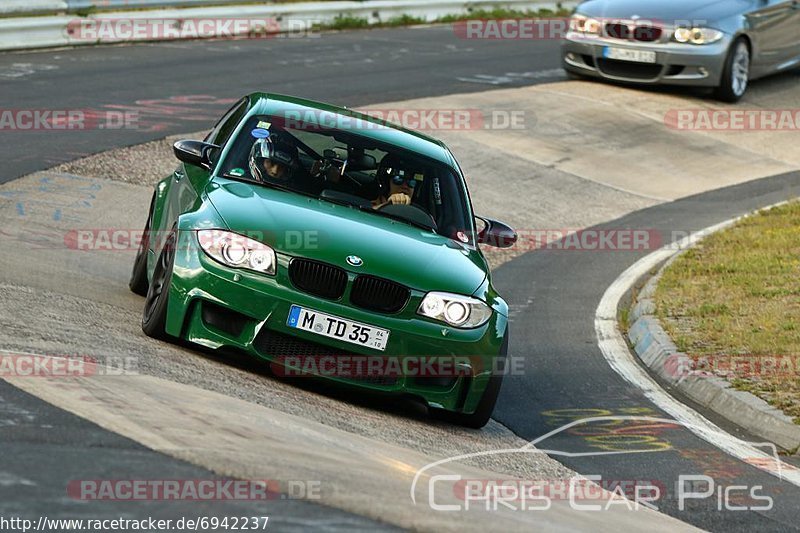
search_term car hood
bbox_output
[577,0,747,22]
[205,180,488,296]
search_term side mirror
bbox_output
[173,140,219,170]
[476,216,517,248]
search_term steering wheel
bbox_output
[312,155,366,190]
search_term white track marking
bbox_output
[0,63,58,79]
[595,201,800,487]
[457,69,565,85]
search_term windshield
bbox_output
[218,115,476,244]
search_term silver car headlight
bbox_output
[418,292,492,328]
[197,229,276,275]
[673,27,723,45]
[569,14,602,36]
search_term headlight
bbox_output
[197,230,276,275]
[673,27,723,45]
[418,292,492,328]
[570,14,602,35]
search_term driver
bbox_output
[248,134,296,184]
[372,155,419,209]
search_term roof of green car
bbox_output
[247,92,454,166]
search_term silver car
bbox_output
[562,0,800,101]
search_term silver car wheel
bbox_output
[731,42,750,97]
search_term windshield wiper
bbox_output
[221,174,317,198]
[356,204,435,232]
[318,195,357,208]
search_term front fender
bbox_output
[472,276,509,319]
[162,200,228,337]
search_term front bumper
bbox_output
[163,231,508,414]
[562,32,730,87]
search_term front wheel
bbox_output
[141,230,176,340]
[714,38,750,103]
[129,193,155,296]
[431,332,508,429]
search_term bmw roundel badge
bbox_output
[346,255,363,267]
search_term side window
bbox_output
[204,97,248,148]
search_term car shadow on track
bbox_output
[176,339,438,425]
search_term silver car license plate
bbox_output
[603,46,657,64]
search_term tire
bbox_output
[714,38,750,103]
[129,194,155,296]
[431,332,508,429]
[141,230,176,340]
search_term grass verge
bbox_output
[654,201,800,424]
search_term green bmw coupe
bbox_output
[129,93,517,428]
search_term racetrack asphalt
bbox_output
[2,23,800,532]
[494,171,800,532]
[0,24,571,531]
[0,380,395,532]
[0,25,565,183]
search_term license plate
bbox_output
[287,305,390,351]
[603,46,657,64]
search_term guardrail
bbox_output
[3,0,570,16]
[0,0,575,52]
[0,0,279,17]
[64,0,301,12]
[1,1,68,17]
